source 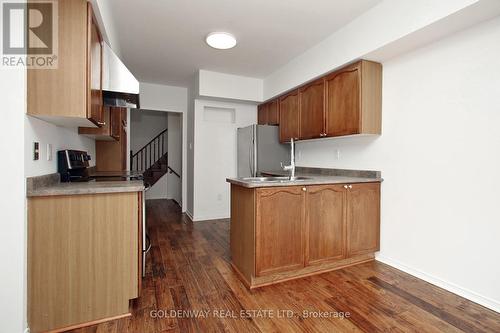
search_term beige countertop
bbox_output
[226,167,382,188]
[27,173,145,197]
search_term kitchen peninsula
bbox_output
[227,167,382,289]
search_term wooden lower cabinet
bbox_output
[255,187,304,276]
[347,183,381,256]
[230,182,381,289]
[28,192,141,333]
[305,185,345,265]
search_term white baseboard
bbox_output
[376,254,500,313]
[191,214,230,222]
[185,210,194,222]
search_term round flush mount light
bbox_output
[206,32,237,50]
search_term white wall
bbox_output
[146,173,168,199]
[295,17,500,311]
[0,56,27,333]
[139,82,188,211]
[25,116,96,177]
[186,77,197,218]
[167,113,182,204]
[192,99,257,221]
[263,0,499,99]
[198,70,263,102]
[140,82,188,113]
[130,109,168,154]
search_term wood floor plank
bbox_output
[368,276,489,333]
[68,199,500,333]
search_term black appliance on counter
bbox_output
[57,150,92,182]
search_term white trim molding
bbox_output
[191,214,230,222]
[376,255,500,313]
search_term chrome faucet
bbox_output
[281,138,296,180]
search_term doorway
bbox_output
[130,109,183,206]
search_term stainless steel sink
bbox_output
[242,176,311,183]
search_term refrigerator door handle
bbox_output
[249,141,254,176]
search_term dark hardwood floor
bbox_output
[72,199,500,333]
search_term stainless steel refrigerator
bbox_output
[237,125,290,177]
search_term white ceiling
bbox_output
[107,0,381,87]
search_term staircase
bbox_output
[130,128,168,187]
[142,153,168,186]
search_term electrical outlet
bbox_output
[335,149,341,160]
[217,194,222,201]
[33,142,39,160]
[47,143,52,161]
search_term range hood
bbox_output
[103,90,140,108]
[102,43,140,108]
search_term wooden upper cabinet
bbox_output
[110,107,122,141]
[95,108,127,171]
[27,0,104,128]
[257,103,268,125]
[257,99,279,125]
[305,185,345,265]
[325,60,382,137]
[78,107,121,141]
[325,63,360,136]
[279,90,300,143]
[255,187,304,276]
[346,183,380,257]
[88,3,104,126]
[299,79,325,140]
[273,60,381,141]
[267,99,279,125]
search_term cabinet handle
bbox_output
[97,121,105,126]
[348,185,353,189]
[302,187,307,192]
[343,185,348,189]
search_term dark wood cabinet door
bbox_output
[279,90,300,143]
[110,107,122,140]
[267,99,279,125]
[256,187,304,276]
[120,109,127,171]
[346,183,380,257]
[305,185,345,265]
[87,3,104,126]
[257,103,268,125]
[325,64,361,136]
[299,79,325,139]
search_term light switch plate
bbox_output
[33,142,39,160]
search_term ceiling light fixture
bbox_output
[206,32,237,50]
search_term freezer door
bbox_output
[237,125,256,177]
[256,125,290,174]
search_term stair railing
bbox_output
[130,128,167,171]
